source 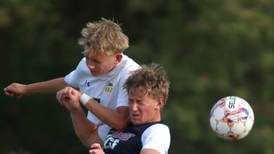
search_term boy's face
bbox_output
[128,87,162,125]
[85,51,121,76]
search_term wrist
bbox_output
[80,93,92,106]
[23,84,30,95]
[69,108,86,115]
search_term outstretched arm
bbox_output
[4,77,67,98]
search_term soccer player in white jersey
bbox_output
[89,63,171,154]
[4,18,140,147]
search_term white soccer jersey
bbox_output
[141,124,171,154]
[64,54,140,140]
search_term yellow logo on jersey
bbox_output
[104,82,113,94]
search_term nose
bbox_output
[88,64,95,70]
[86,60,95,70]
[130,103,138,111]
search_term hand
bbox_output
[56,87,82,112]
[4,83,27,98]
[89,143,105,154]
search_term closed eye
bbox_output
[128,98,143,105]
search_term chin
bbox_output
[90,71,100,76]
[92,73,99,76]
[131,120,143,125]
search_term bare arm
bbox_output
[85,99,129,131]
[56,87,101,147]
[70,109,100,147]
[25,77,68,93]
[57,87,129,140]
[141,149,161,154]
[4,77,67,97]
[89,143,105,154]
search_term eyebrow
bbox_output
[92,58,101,63]
[86,56,102,63]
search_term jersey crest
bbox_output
[104,82,113,94]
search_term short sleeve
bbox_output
[115,74,130,108]
[114,55,140,108]
[64,58,85,88]
[141,124,170,154]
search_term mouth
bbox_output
[130,113,140,121]
[89,69,98,76]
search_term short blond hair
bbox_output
[78,18,129,55]
[124,63,170,104]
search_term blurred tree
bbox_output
[1,0,274,153]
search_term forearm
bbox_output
[141,149,161,154]
[70,110,98,147]
[85,99,129,131]
[26,77,67,94]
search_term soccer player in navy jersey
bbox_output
[89,64,171,154]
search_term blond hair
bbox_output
[78,18,129,55]
[124,63,170,104]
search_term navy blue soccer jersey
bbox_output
[103,122,170,154]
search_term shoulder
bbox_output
[73,57,91,75]
[143,123,170,137]
[141,124,170,154]
[64,57,89,87]
[76,57,87,69]
[114,55,140,82]
[120,54,140,72]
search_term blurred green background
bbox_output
[1,0,274,153]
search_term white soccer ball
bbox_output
[209,96,254,140]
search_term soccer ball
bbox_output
[209,96,254,140]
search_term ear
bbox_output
[155,98,165,110]
[115,53,122,63]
